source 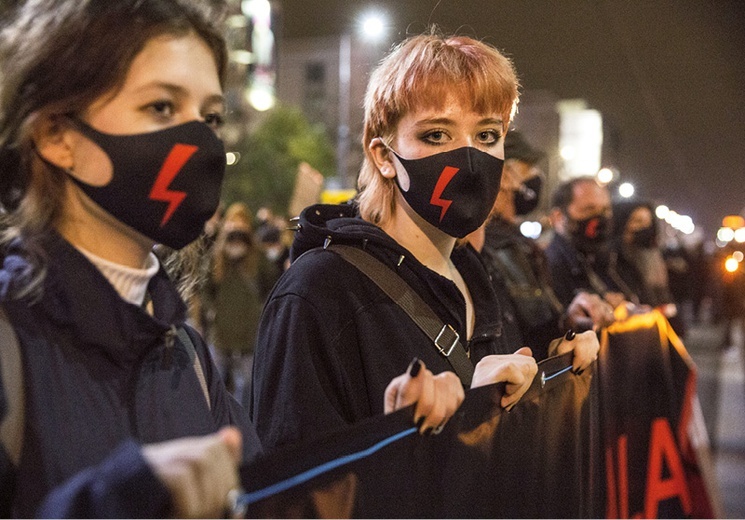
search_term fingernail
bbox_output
[423,427,434,436]
[408,357,422,377]
[415,416,425,429]
[574,368,584,376]
[565,329,576,341]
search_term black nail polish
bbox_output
[408,357,422,377]
[423,427,434,436]
[565,329,576,341]
[416,416,425,429]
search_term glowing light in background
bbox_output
[618,182,635,198]
[226,152,241,166]
[359,12,387,41]
[520,221,543,239]
[725,256,740,273]
[655,205,670,220]
[718,227,735,243]
[596,167,614,184]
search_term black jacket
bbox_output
[0,232,261,517]
[249,204,508,451]
[544,233,632,307]
[480,218,565,359]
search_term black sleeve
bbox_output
[36,440,171,519]
[248,292,352,452]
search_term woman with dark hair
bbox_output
[0,1,256,516]
[610,198,673,308]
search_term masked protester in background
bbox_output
[249,32,599,452]
[466,132,615,360]
[545,177,639,311]
[610,198,684,334]
[201,202,277,404]
[611,199,674,308]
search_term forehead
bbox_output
[569,180,610,214]
[121,33,221,95]
[400,93,502,125]
[628,206,653,223]
[572,181,609,203]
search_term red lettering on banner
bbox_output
[644,418,692,518]
[606,435,629,518]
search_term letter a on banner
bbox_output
[645,418,692,518]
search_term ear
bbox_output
[32,115,75,170]
[368,137,396,179]
[549,207,566,230]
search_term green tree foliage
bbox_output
[221,105,335,216]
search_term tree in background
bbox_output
[222,105,336,216]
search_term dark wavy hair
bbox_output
[0,0,228,299]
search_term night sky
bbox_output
[277,0,745,235]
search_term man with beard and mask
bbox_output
[467,132,615,360]
[545,177,639,311]
[249,33,600,452]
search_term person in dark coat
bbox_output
[467,132,616,360]
[249,33,599,452]
[545,177,638,310]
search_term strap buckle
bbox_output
[434,324,460,357]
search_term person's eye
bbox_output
[421,130,449,145]
[477,129,501,145]
[146,100,175,120]
[204,112,225,130]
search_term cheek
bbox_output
[70,137,114,187]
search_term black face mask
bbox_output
[513,175,543,216]
[567,213,611,254]
[389,146,504,238]
[631,226,657,248]
[66,118,226,250]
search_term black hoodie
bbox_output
[249,204,510,451]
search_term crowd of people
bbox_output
[0,0,730,517]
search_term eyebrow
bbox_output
[134,82,225,107]
[414,116,504,126]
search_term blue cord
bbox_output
[544,365,573,382]
[238,426,418,506]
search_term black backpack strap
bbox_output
[329,244,474,387]
[0,306,23,466]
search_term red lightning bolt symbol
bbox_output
[149,144,199,227]
[585,218,599,238]
[430,166,460,222]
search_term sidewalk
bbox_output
[684,319,745,519]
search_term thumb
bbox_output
[217,426,242,464]
[514,346,533,357]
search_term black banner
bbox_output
[237,310,719,518]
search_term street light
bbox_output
[360,12,387,41]
[618,182,635,198]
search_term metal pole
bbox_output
[337,32,352,189]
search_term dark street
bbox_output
[685,315,745,518]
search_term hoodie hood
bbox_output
[291,203,410,264]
